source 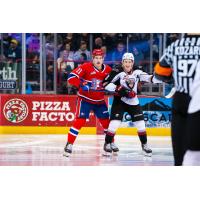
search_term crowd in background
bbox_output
[0,33,180,94]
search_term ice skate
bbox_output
[63,142,73,157]
[111,142,119,155]
[102,143,112,156]
[142,144,152,157]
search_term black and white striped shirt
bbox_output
[160,35,200,94]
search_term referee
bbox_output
[154,34,200,165]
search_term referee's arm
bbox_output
[154,51,173,84]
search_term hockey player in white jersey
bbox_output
[103,52,162,156]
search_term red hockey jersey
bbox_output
[68,62,112,104]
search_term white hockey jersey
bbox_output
[105,69,162,105]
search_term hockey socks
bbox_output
[138,131,147,145]
[98,118,110,130]
[67,118,86,144]
[105,132,115,144]
[99,118,115,144]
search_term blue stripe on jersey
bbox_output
[68,73,77,80]
[69,127,79,135]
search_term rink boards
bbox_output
[0,126,170,136]
[0,94,172,136]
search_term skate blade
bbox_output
[102,151,112,157]
[143,151,152,157]
[63,152,71,157]
[112,151,119,156]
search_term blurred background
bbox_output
[0,33,182,96]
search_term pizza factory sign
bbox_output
[0,95,96,126]
[3,98,28,123]
[1,96,76,126]
[32,101,75,122]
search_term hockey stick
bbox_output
[164,87,176,98]
[82,87,176,99]
[139,87,176,99]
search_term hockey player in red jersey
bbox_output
[63,49,114,156]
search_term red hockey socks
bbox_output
[138,131,147,144]
[98,118,110,131]
[67,118,86,144]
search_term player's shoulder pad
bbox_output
[134,68,144,75]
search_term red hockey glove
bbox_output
[127,91,136,98]
[116,86,136,98]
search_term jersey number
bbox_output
[178,59,200,77]
[75,68,82,75]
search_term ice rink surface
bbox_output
[0,134,173,166]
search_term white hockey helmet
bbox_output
[122,52,134,61]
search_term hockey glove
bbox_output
[116,86,136,98]
[154,73,174,84]
[127,90,136,98]
[80,81,91,92]
[115,85,128,97]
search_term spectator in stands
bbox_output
[94,37,103,49]
[111,42,126,63]
[128,34,141,44]
[152,35,159,61]
[45,34,55,61]
[128,33,150,70]
[104,33,118,51]
[46,41,55,62]
[101,45,111,63]
[166,33,179,46]
[116,33,127,44]
[9,33,22,43]
[46,64,54,91]
[73,41,91,62]
[73,33,90,50]
[4,39,21,62]
[27,52,40,66]
[26,33,40,53]
[57,42,74,72]
[26,52,40,90]
[132,46,144,66]
[62,33,77,51]
[80,53,87,61]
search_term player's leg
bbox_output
[64,98,90,156]
[183,111,200,165]
[127,104,152,156]
[103,120,121,155]
[93,102,110,134]
[95,102,119,153]
[100,98,123,155]
[108,98,125,154]
[107,99,124,154]
[134,120,152,156]
[93,101,118,155]
[171,93,190,165]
